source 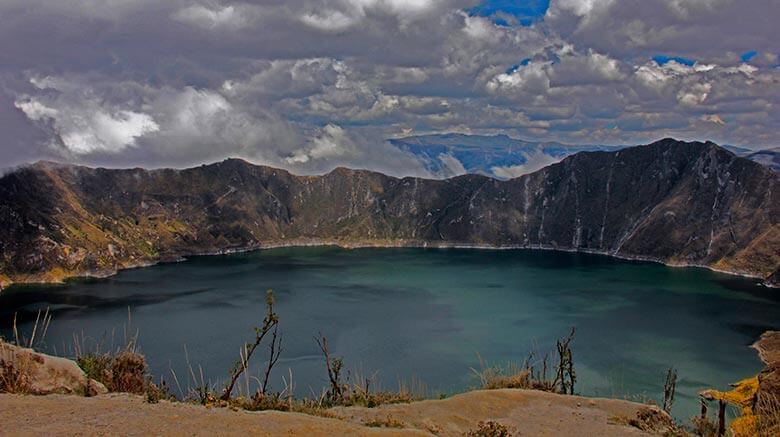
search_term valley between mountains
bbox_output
[1,138,778,289]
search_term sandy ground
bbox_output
[334,388,656,436]
[0,393,424,437]
[0,389,657,436]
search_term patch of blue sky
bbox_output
[652,55,696,66]
[740,50,757,62]
[505,58,531,74]
[466,0,550,26]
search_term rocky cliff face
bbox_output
[753,331,780,410]
[1,139,778,288]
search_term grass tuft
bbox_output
[466,420,513,437]
[364,415,406,428]
[108,350,147,394]
[0,342,32,394]
[610,407,684,435]
[756,394,780,437]
[77,345,172,401]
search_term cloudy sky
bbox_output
[0,0,777,175]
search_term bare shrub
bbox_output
[145,378,173,404]
[466,420,513,437]
[77,354,113,384]
[629,407,677,433]
[756,394,780,437]
[344,382,420,408]
[690,414,718,437]
[471,359,531,390]
[553,327,576,395]
[77,348,148,394]
[316,333,345,404]
[0,343,31,394]
[110,350,147,394]
[314,333,422,408]
[364,415,406,428]
[472,328,576,393]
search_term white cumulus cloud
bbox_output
[15,95,159,154]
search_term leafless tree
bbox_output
[221,290,279,401]
[553,327,576,395]
[315,333,344,404]
[662,367,677,414]
[260,323,282,396]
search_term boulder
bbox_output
[0,342,107,396]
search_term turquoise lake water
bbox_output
[1,247,778,420]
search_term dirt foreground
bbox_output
[0,389,659,436]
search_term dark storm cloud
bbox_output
[0,0,777,175]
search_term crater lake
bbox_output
[2,247,778,420]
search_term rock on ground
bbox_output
[0,342,106,396]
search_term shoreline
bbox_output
[1,239,775,291]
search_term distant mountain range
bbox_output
[1,139,777,288]
[723,145,780,172]
[389,134,779,178]
[388,133,622,179]
[745,148,780,172]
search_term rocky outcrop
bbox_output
[753,331,780,406]
[700,331,780,436]
[0,139,778,287]
[0,342,106,396]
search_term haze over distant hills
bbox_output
[1,138,777,289]
[388,134,622,179]
[745,148,780,172]
[390,134,778,179]
[722,145,780,172]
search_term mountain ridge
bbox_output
[1,138,778,289]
